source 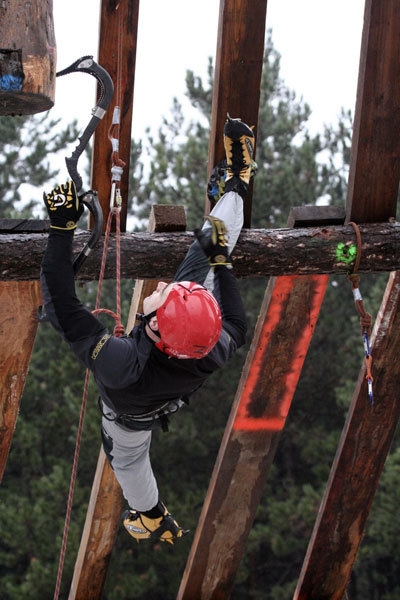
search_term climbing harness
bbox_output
[346,222,374,404]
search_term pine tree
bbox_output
[0,113,78,218]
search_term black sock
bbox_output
[141,500,165,519]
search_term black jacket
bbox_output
[40,229,246,416]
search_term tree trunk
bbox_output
[0,221,398,280]
[0,0,56,115]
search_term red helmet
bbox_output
[155,282,222,359]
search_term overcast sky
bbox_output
[52,0,365,140]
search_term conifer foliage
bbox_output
[1,33,399,600]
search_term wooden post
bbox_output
[177,209,330,599]
[0,281,42,482]
[0,0,56,115]
[294,271,400,600]
[90,0,139,232]
[207,0,267,226]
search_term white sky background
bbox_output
[52,0,365,139]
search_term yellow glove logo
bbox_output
[44,181,82,231]
[45,181,76,211]
[50,193,67,210]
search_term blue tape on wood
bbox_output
[0,74,24,91]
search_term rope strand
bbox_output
[53,201,124,600]
[53,368,90,600]
[347,222,374,403]
[53,7,126,593]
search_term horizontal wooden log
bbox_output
[0,221,398,281]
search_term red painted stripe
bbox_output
[233,275,328,432]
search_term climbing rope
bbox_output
[53,200,124,600]
[347,221,374,404]
[53,7,126,596]
[93,198,125,337]
[108,0,126,199]
[53,368,90,600]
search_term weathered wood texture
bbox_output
[69,205,184,599]
[346,0,400,223]
[178,274,329,599]
[90,0,139,232]
[0,221,398,281]
[207,0,267,226]
[178,207,331,598]
[68,450,124,600]
[0,0,56,115]
[294,271,400,600]
[295,1,400,595]
[0,281,42,482]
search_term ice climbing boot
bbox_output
[207,157,258,208]
[122,503,188,544]
[223,114,256,197]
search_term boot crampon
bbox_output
[207,114,257,206]
[123,503,189,545]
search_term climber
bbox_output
[40,115,255,544]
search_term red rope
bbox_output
[95,205,124,336]
[53,368,90,600]
[53,181,124,600]
[53,6,126,593]
[347,222,372,338]
[108,5,126,190]
[347,221,374,400]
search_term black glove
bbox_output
[43,181,84,231]
[194,216,231,268]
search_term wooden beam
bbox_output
[178,204,330,598]
[178,273,328,598]
[1,220,399,280]
[207,0,268,225]
[68,450,124,600]
[0,281,42,481]
[90,0,139,232]
[69,205,186,599]
[294,270,400,599]
[294,2,400,594]
[346,0,400,223]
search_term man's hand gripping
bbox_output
[44,180,84,231]
[194,215,231,268]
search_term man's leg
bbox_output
[174,115,255,288]
[101,417,186,543]
[101,417,158,511]
[173,190,243,288]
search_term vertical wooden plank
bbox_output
[346,0,400,222]
[296,1,400,594]
[294,271,400,600]
[68,450,124,600]
[207,0,268,226]
[0,281,42,481]
[178,274,328,599]
[91,0,139,232]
